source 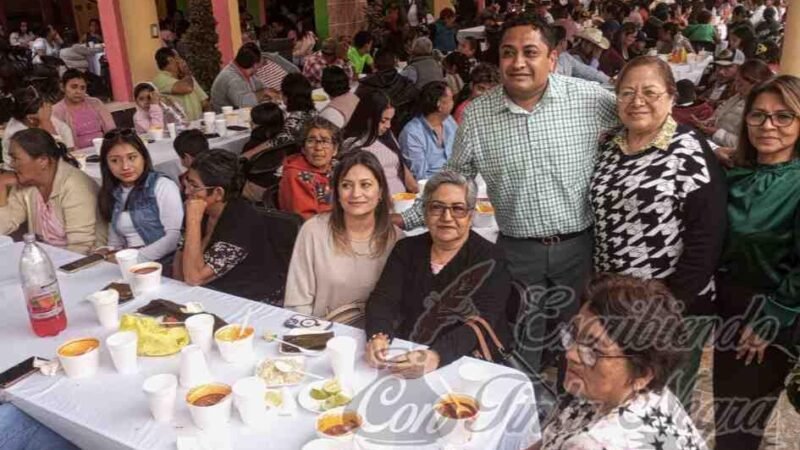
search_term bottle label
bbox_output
[27,282,64,320]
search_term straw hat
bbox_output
[575,28,610,50]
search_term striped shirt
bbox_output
[401,74,619,238]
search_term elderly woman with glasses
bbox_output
[279,117,338,220]
[364,170,513,378]
[590,56,727,407]
[713,75,800,449]
[528,274,707,450]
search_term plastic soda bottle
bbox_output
[19,234,67,337]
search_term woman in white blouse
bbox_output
[96,129,183,262]
[284,150,400,325]
[2,86,74,170]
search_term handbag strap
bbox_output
[465,320,494,362]
[467,315,507,353]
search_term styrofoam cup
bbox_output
[128,262,162,296]
[115,249,139,283]
[214,324,255,363]
[143,374,178,423]
[326,336,356,389]
[186,383,233,430]
[167,122,177,139]
[203,112,216,133]
[88,289,119,329]
[57,337,101,379]
[215,119,228,137]
[179,344,212,388]
[106,331,138,374]
[92,137,103,153]
[185,313,215,354]
[233,376,267,428]
[221,106,234,115]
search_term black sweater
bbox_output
[365,231,513,365]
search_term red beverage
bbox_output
[26,289,68,337]
[19,234,68,337]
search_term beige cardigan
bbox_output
[0,160,106,254]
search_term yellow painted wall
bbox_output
[227,0,243,53]
[433,0,454,17]
[156,0,169,20]
[119,0,163,85]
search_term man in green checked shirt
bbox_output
[395,16,619,374]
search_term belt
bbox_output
[505,228,590,246]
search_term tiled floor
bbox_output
[690,345,800,450]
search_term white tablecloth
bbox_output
[87,50,105,76]
[80,127,250,185]
[669,54,714,85]
[457,26,486,40]
[0,243,540,450]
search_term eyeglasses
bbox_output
[616,89,668,105]
[305,137,334,147]
[425,202,471,219]
[560,325,631,368]
[745,111,798,128]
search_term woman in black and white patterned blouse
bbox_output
[589,56,727,406]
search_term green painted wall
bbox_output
[314,0,329,40]
[247,0,262,25]
[177,0,188,13]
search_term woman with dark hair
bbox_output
[279,117,339,219]
[2,86,75,169]
[528,274,706,449]
[241,102,285,157]
[319,66,360,128]
[96,129,182,262]
[343,90,418,195]
[693,59,774,148]
[52,69,116,149]
[247,73,316,156]
[0,128,102,254]
[285,150,400,324]
[729,26,758,59]
[599,22,638,77]
[591,56,727,408]
[82,19,103,45]
[174,149,285,302]
[713,75,800,449]
[399,81,456,180]
[443,52,471,98]
[292,17,318,66]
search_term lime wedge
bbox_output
[264,390,283,408]
[310,388,329,400]
[322,379,341,395]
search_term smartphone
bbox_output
[58,253,105,273]
[0,357,44,389]
[86,154,101,163]
[227,125,248,132]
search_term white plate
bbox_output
[278,328,332,357]
[298,379,354,414]
[302,439,345,450]
[255,356,307,387]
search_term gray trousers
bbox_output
[497,231,593,373]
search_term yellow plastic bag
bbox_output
[119,314,189,356]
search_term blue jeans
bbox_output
[0,403,78,450]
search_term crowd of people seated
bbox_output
[1,1,799,448]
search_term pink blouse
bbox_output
[34,191,68,247]
[70,102,105,149]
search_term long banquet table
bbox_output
[0,242,539,450]
[79,124,251,185]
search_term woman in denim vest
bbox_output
[97,129,183,262]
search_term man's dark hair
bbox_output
[374,49,397,71]
[281,73,314,112]
[552,25,567,45]
[234,46,260,69]
[174,129,210,158]
[417,81,449,116]
[676,79,697,103]
[321,66,350,98]
[500,15,557,51]
[155,47,176,70]
[353,30,373,49]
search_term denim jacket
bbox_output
[111,171,166,245]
